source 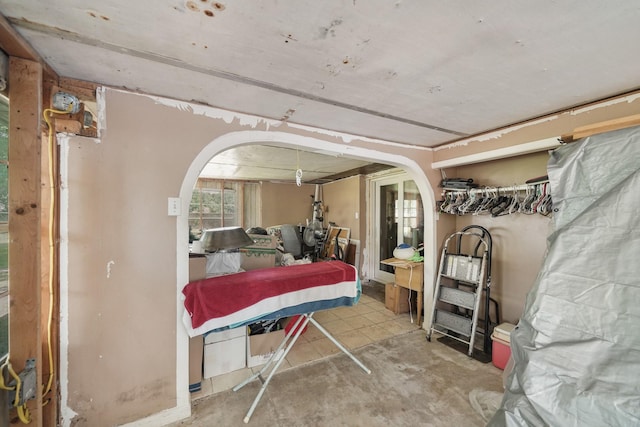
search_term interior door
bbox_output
[372,173,424,284]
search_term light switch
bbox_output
[168,197,181,216]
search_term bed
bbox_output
[181,260,371,423]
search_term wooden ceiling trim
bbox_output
[0,13,58,80]
[561,113,640,143]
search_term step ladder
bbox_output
[426,229,489,357]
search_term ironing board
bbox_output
[181,261,371,423]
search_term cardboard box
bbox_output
[385,283,411,314]
[203,327,247,378]
[394,262,424,290]
[189,254,207,281]
[188,336,204,392]
[246,329,285,368]
[240,234,277,271]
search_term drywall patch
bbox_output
[57,132,100,145]
[58,136,79,427]
[434,114,559,151]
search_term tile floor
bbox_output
[190,286,423,401]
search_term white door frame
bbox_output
[368,170,412,284]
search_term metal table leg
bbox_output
[233,312,371,423]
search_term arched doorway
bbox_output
[174,130,437,413]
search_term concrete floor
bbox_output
[173,283,505,426]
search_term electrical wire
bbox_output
[0,358,31,423]
[41,104,74,401]
[0,358,15,392]
[0,100,71,426]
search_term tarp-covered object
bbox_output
[489,126,640,426]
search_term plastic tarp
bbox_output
[488,125,640,427]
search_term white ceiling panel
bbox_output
[1,0,639,151]
[199,145,377,182]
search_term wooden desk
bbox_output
[381,258,424,326]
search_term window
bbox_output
[188,179,260,241]
[189,186,238,240]
[402,180,423,248]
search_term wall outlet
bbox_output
[168,197,181,216]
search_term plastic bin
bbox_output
[491,323,515,370]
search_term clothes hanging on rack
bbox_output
[438,182,553,217]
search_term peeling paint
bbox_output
[117,88,282,129]
[434,114,559,151]
[569,92,640,115]
[286,122,430,150]
[106,260,115,278]
[110,88,431,150]
[96,86,106,140]
[280,108,296,121]
[436,91,640,150]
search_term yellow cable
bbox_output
[0,358,14,390]
[17,405,31,423]
[41,105,73,399]
[0,359,31,423]
[17,403,31,424]
[6,361,22,407]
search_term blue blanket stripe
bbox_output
[204,279,361,337]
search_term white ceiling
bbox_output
[1,1,639,180]
[199,144,383,182]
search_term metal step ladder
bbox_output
[426,228,490,357]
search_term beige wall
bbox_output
[322,175,366,269]
[62,88,439,425]
[450,152,552,324]
[260,181,315,228]
[63,86,633,425]
[322,175,364,241]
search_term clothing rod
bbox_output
[442,181,549,195]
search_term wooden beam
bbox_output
[9,57,43,427]
[561,113,640,143]
[57,77,98,102]
[0,14,57,81]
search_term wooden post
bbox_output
[9,57,43,426]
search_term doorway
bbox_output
[371,172,425,285]
[175,130,437,421]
